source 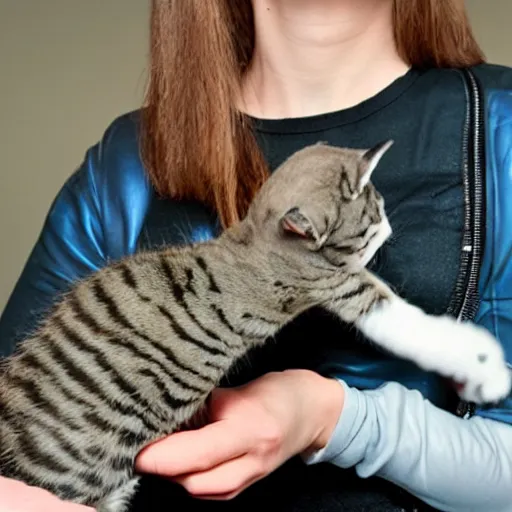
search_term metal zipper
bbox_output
[448,69,486,419]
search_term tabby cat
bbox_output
[0,141,510,512]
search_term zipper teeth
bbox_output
[457,70,484,321]
[454,69,486,418]
[462,70,484,321]
[447,73,473,319]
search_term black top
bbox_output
[253,67,465,317]
[185,67,468,389]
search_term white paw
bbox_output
[449,323,512,404]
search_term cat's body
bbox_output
[0,141,510,512]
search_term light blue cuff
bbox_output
[302,379,371,469]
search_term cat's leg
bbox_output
[326,271,511,404]
[357,297,511,403]
[96,478,140,512]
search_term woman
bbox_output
[1,1,511,511]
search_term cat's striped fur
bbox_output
[0,141,510,512]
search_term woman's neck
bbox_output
[241,0,409,119]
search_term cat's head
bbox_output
[248,140,393,271]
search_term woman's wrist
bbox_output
[312,374,345,452]
[284,369,345,455]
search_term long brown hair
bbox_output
[141,0,485,228]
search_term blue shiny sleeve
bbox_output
[0,111,151,358]
[0,149,107,357]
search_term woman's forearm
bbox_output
[304,380,512,512]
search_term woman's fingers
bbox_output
[174,454,267,498]
[135,419,251,476]
[135,371,344,500]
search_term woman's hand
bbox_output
[135,369,344,500]
[0,476,94,512]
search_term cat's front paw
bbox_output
[452,324,512,404]
[458,368,511,404]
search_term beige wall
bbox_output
[0,1,510,315]
[466,0,511,67]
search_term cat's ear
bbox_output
[357,139,394,193]
[280,207,323,246]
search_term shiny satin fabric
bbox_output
[474,90,512,424]
[0,112,151,356]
